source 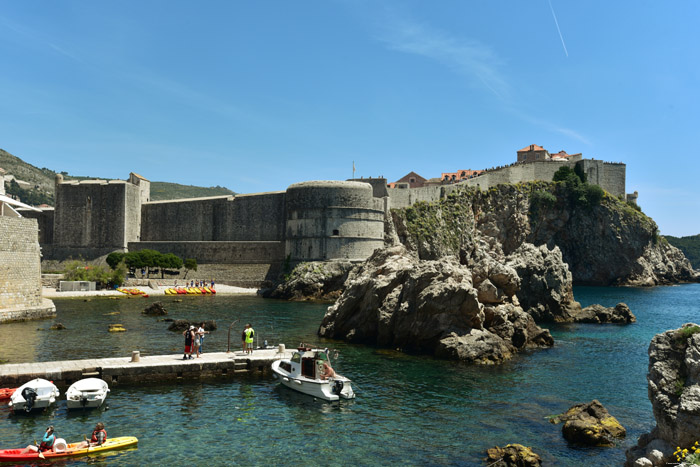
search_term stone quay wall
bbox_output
[0,216,55,323]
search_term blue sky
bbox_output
[1,1,698,236]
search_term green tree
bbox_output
[106,252,125,270]
[184,258,197,279]
[156,253,183,278]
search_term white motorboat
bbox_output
[9,378,60,413]
[65,377,110,410]
[271,347,355,401]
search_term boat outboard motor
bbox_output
[80,396,88,407]
[22,387,38,412]
[332,380,344,395]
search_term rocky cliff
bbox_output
[626,324,700,466]
[319,245,555,364]
[393,182,698,286]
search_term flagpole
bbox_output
[352,161,355,179]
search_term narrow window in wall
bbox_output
[332,229,339,236]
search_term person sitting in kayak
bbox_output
[20,425,55,454]
[319,361,336,380]
[78,422,107,448]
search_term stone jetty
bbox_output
[0,348,292,388]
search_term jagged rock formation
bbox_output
[626,324,700,466]
[393,183,698,286]
[550,400,626,447]
[319,246,553,364]
[505,243,581,322]
[260,261,354,301]
[485,444,542,466]
[575,303,636,324]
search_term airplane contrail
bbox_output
[548,0,569,57]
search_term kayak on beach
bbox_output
[0,436,138,462]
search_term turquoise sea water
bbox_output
[0,284,699,466]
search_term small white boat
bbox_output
[271,347,355,401]
[65,378,110,410]
[9,378,60,413]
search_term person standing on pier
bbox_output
[183,326,195,360]
[243,323,255,354]
[197,323,209,356]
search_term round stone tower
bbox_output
[285,180,385,261]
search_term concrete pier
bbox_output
[0,348,293,388]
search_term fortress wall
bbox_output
[600,162,626,197]
[387,186,443,209]
[19,208,54,245]
[0,217,55,323]
[460,160,626,197]
[140,197,230,241]
[129,241,284,287]
[124,182,142,243]
[130,241,284,264]
[0,217,42,308]
[285,181,385,261]
[221,192,286,241]
[53,181,128,249]
[141,193,286,242]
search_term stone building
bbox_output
[388,172,427,189]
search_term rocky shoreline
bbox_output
[626,324,700,466]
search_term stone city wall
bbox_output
[129,241,285,287]
[0,217,43,309]
[19,208,54,245]
[140,192,286,242]
[285,181,385,261]
[53,180,141,250]
[461,159,626,198]
[0,216,56,323]
[387,185,445,209]
[130,241,284,264]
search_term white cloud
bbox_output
[377,16,509,99]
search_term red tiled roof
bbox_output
[517,144,545,152]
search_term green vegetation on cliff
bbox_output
[393,179,689,285]
[0,148,236,205]
[665,234,700,269]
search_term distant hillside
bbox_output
[149,182,234,201]
[664,234,700,269]
[0,148,235,205]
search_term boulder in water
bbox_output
[484,444,542,466]
[574,303,636,324]
[551,400,626,447]
[143,302,168,316]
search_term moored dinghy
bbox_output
[271,347,355,401]
[66,377,110,409]
[9,378,60,413]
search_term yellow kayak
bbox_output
[0,436,138,462]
